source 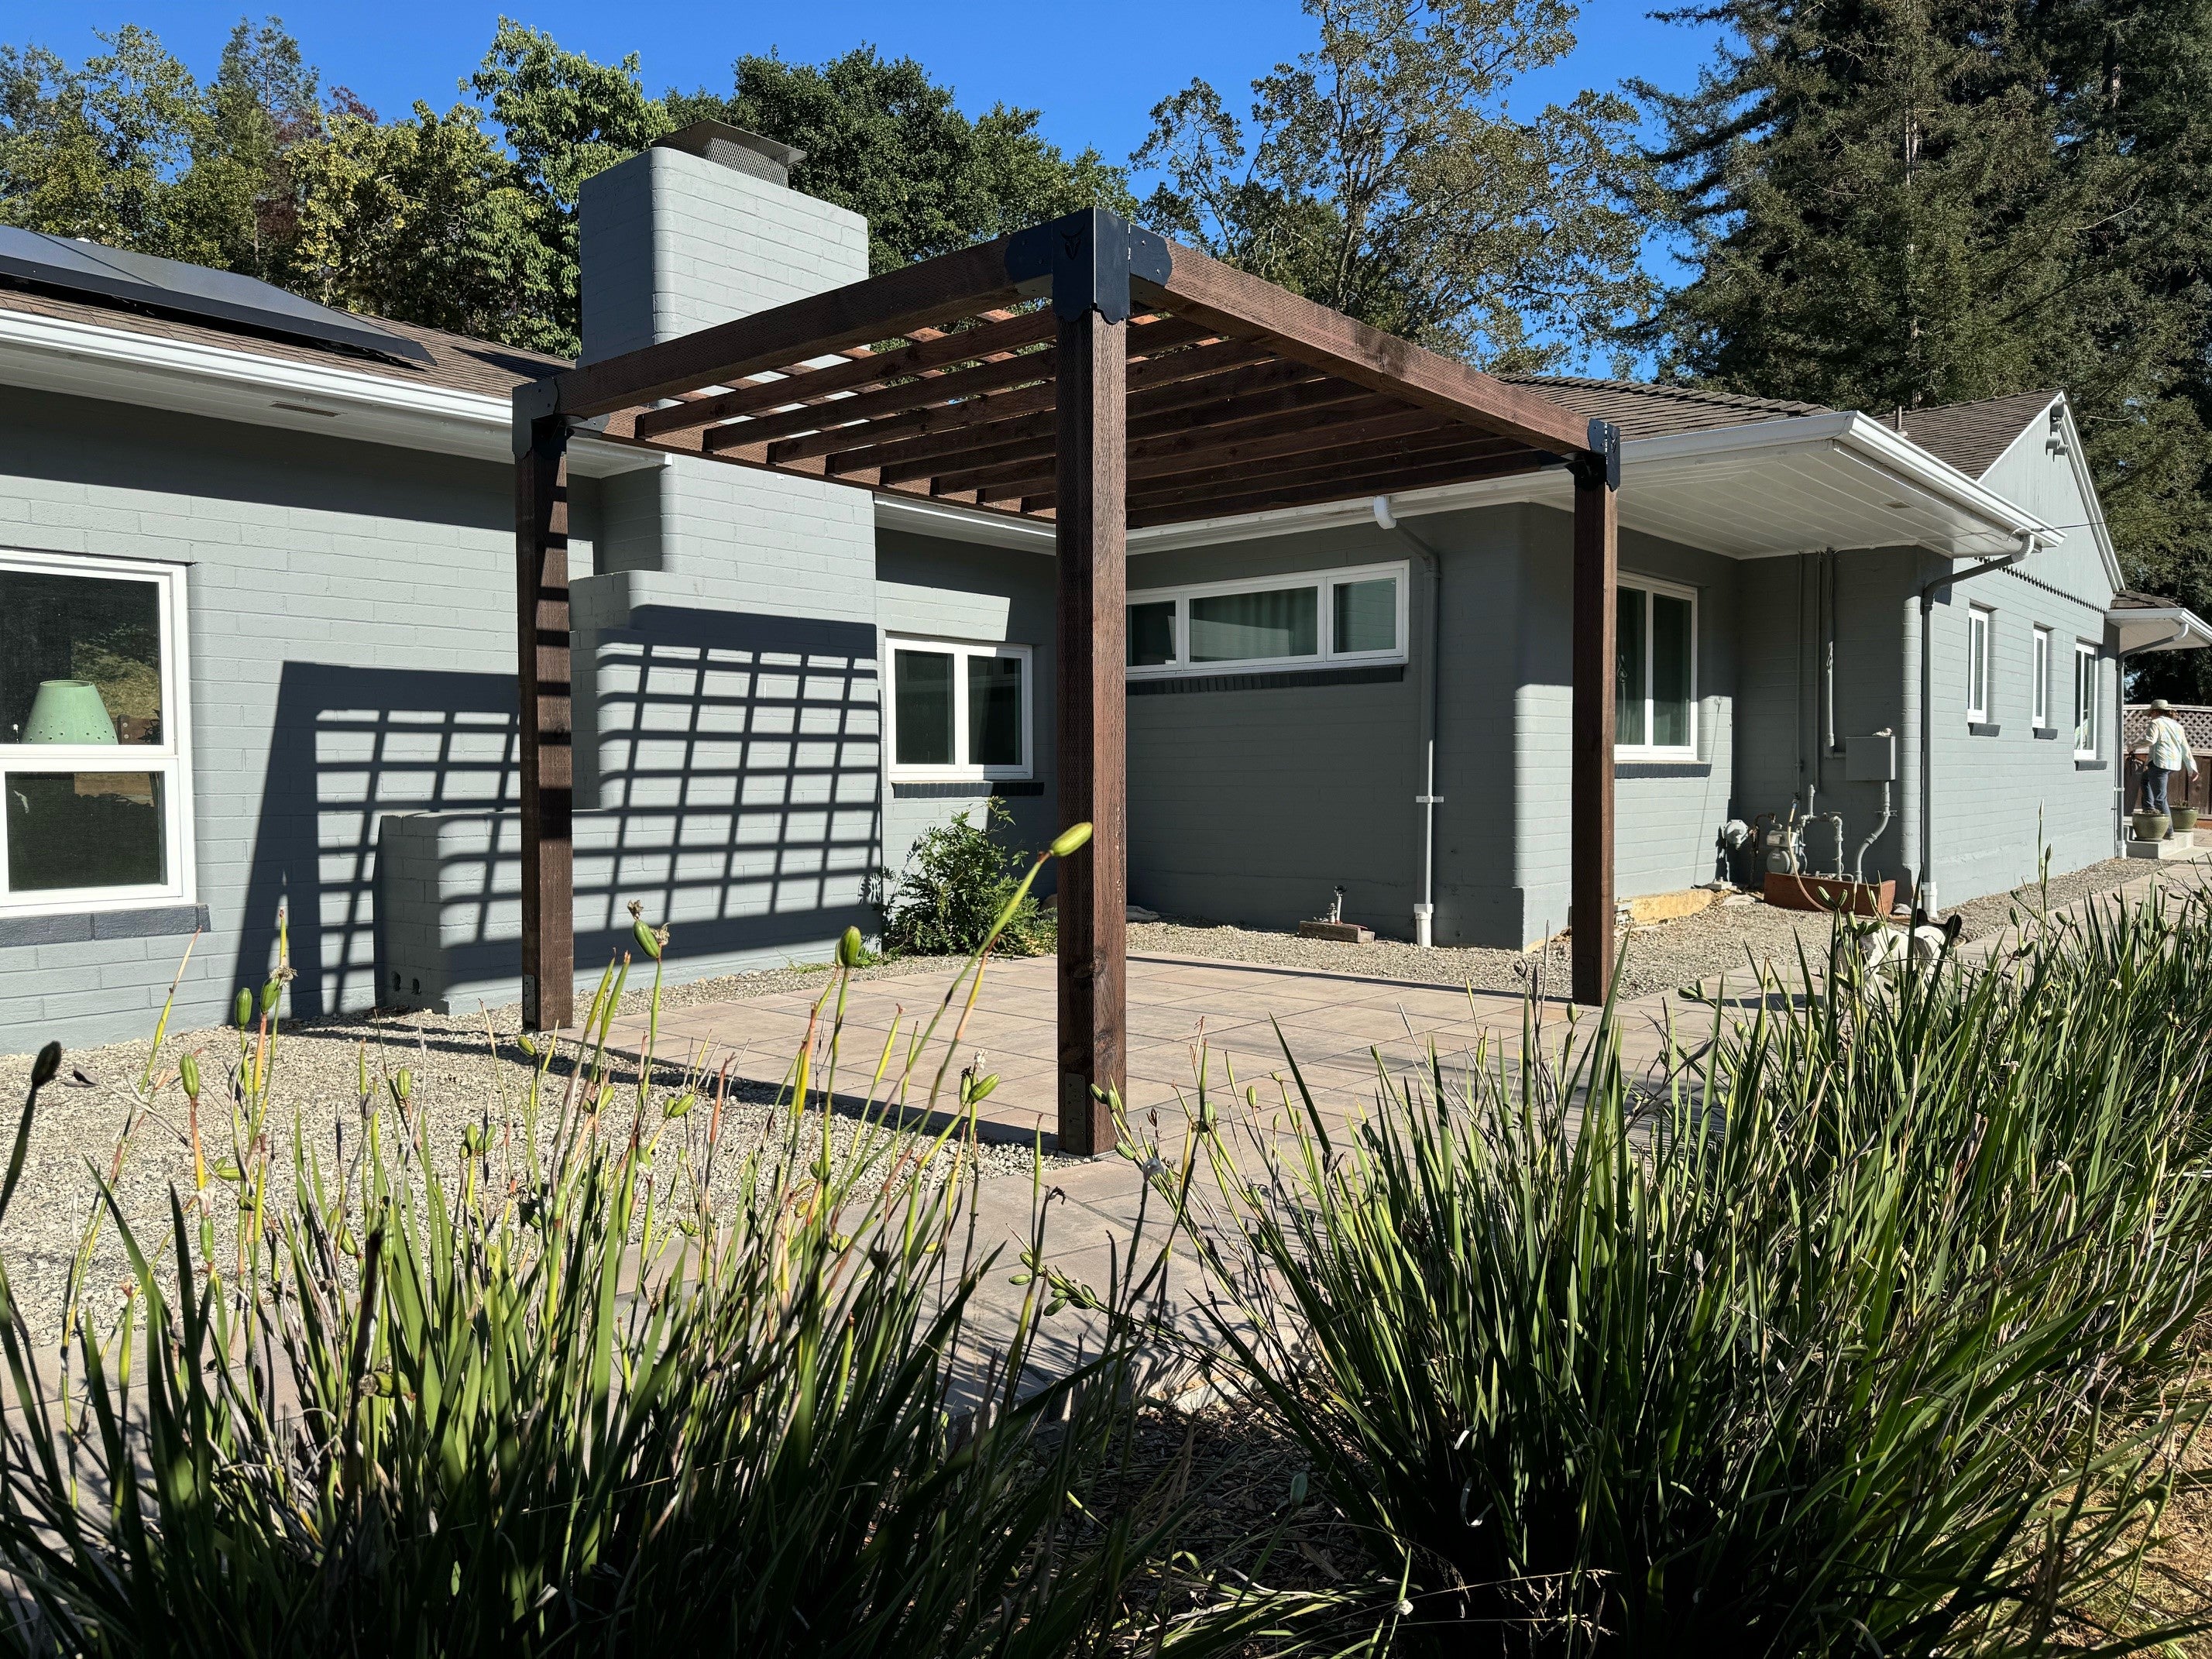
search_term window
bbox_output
[2032,627,2052,728]
[1616,578,1697,757]
[1966,605,1993,724]
[0,552,193,916]
[1125,562,1407,678]
[2073,642,2100,758]
[886,637,1032,779]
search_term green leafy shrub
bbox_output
[882,797,1055,958]
[1135,889,2212,1654]
[0,827,1308,1657]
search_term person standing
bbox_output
[2135,699,2199,835]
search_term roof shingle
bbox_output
[0,280,568,398]
[1498,375,1828,441]
[1883,389,2059,479]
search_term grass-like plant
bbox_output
[0,823,1308,1656]
[1132,885,2212,1654]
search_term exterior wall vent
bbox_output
[651,120,805,187]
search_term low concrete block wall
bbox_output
[376,809,872,1015]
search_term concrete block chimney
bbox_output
[579,120,867,364]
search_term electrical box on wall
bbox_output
[1846,729,1897,782]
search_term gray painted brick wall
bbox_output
[0,390,570,1053]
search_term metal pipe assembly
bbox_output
[1376,495,1445,947]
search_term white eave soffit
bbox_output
[1099,410,2059,560]
[0,304,655,477]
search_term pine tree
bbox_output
[1641,0,2212,694]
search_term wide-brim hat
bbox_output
[2151,698,2176,713]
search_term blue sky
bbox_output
[5,1,1725,187]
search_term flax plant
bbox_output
[0,824,1304,1656]
[1134,884,2212,1654]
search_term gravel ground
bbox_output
[1130,857,2170,1001]
[0,951,1065,1342]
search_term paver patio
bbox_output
[605,950,1685,1153]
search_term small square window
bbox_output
[887,637,1032,780]
[1331,578,1397,654]
[1127,600,1176,667]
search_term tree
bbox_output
[1132,0,1654,369]
[0,25,205,252]
[0,23,1134,361]
[671,46,1132,274]
[290,101,557,348]
[1640,0,2212,698]
[466,20,672,352]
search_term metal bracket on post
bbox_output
[1567,418,1621,491]
[513,376,562,456]
[1005,208,1173,324]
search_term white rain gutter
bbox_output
[1085,409,2057,557]
[0,305,653,476]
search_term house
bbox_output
[1,120,2203,1059]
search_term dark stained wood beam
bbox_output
[1150,243,1592,455]
[706,346,1060,452]
[746,318,1237,470]
[996,407,1482,505]
[515,407,574,1032]
[900,371,1365,493]
[634,308,1057,441]
[554,234,1022,417]
[1126,447,1555,528]
[1119,433,1525,513]
[825,349,1331,486]
[1570,445,1619,1006]
[1055,305,1127,1157]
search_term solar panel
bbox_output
[0,225,435,367]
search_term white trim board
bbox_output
[0,305,654,476]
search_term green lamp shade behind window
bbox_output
[22,681,118,745]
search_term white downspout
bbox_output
[1376,496,1444,946]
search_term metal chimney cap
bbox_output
[652,119,805,186]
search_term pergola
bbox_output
[512,207,1621,1155]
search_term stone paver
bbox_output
[606,860,2212,1385]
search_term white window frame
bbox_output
[1123,560,1410,679]
[1966,604,1993,724]
[2073,641,2100,759]
[2032,626,2052,728]
[884,635,1035,782]
[1615,575,1700,761]
[0,549,195,918]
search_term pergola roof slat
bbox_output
[634,308,1058,441]
[1145,246,1592,456]
[562,211,1606,534]
[760,325,1263,471]
[558,233,1022,417]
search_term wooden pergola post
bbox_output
[517,207,1602,1116]
[1023,210,1146,1156]
[1570,423,1620,1007]
[514,386,574,1032]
